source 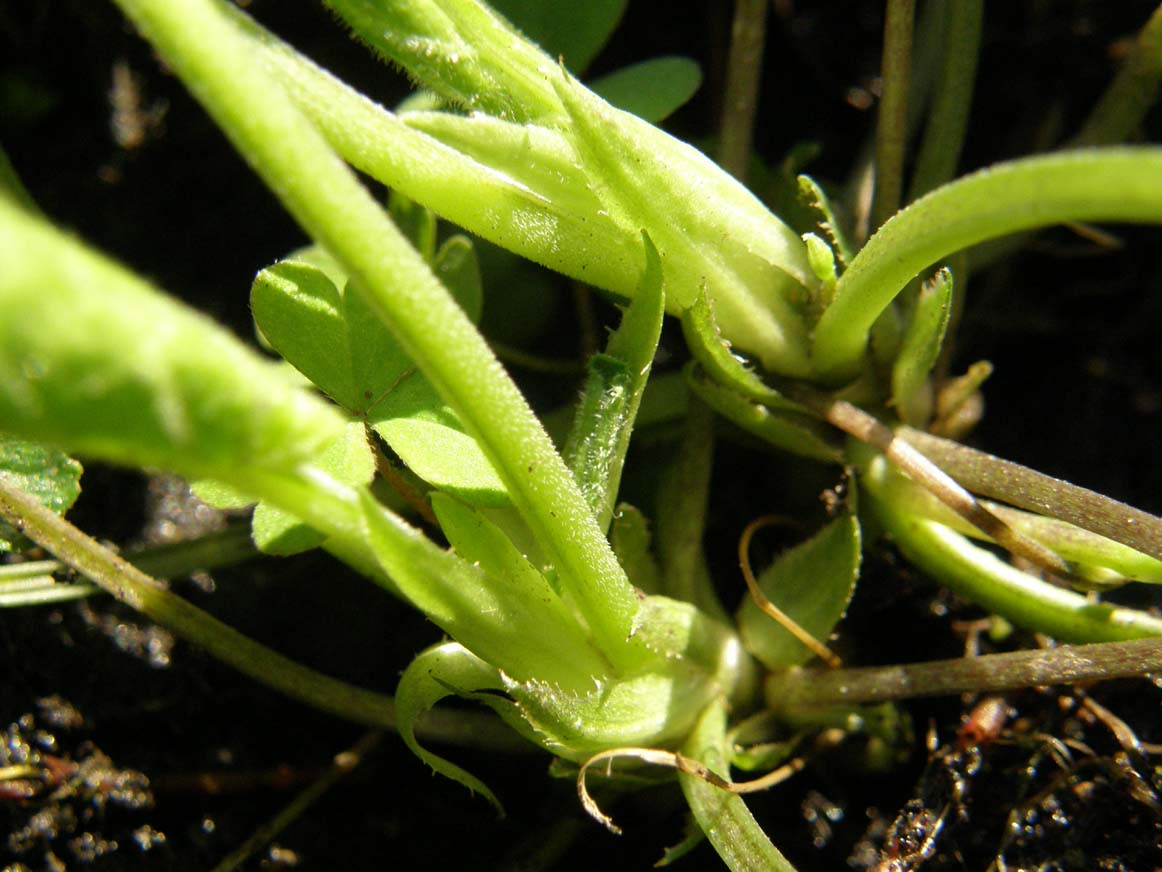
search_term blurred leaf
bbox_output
[737,513,861,669]
[0,200,345,482]
[589,56,702,122]
[489,0,627,73]
[610,503,660,594]
[251,421,375,555]
[0,436,82,552]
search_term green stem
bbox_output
[718,0,767,181]
[814,148,1162,382]
[861,454,1162,642]
[0,524,256,607]
[111,0,639,663]
[0,474,524,749]
[869,0,916,231]
[765,637,1162,707]
[907,0,982,200]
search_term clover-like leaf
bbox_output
[737,513,861,669]
[252,248,508,505]
[0,436,82,552]
[488,0,627,74]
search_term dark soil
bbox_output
[2,1,1160,869]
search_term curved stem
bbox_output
[861,454,1162,643]
[814,148,1162,382]
[110,0,639,663]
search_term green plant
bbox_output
[2,1,1161,868]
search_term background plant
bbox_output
[2,1,1162,872]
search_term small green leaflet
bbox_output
[589,57,702,123]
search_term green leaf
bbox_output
[395,641,510,813]
[489,0,627,73]
[387,190,436,263]
[737,513,861,669]
[890,267,953,428]
[589,56,702,122]
[0,199,345,481]
[684,364,843,465]
[563,235,665,529]
[252,250,508,505]
[0,436,82,552]
[251,421,375,555]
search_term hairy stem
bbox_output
[765,637,1162,707]
[111,0,639,663]
[718,0,767,181]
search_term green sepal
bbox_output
[395,641,511,814]
[551,68,816,377]
[0,436,82,552]
[563,235,664,529]
[0,199,345,482]
[680,290,802,410]
[251,249,508,505]
[798,174,855,268]
[684,364,843,464]
[589,56,702,123]
[251,421,375,555]
[503,596,750,758]
[609,503,660,594]
[416,492,609,689]
[737,513,861,669]
[891,267,953,427]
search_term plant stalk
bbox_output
[718,0,767,181]
[765,637,1162,707]
[870,0,916,232]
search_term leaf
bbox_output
[563,235,665,529]
[489,0,627,73]
[0,199,345,482]
[251,421,375,555]
[433,235,483,323]
[589,56,702,122]
[798,174,855,268]
[891,267,953,427]
[684,364,843,464]
[737,514,861,669]
[387,190,436,263]
[0,436,82,552]
[252,249,508,505]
